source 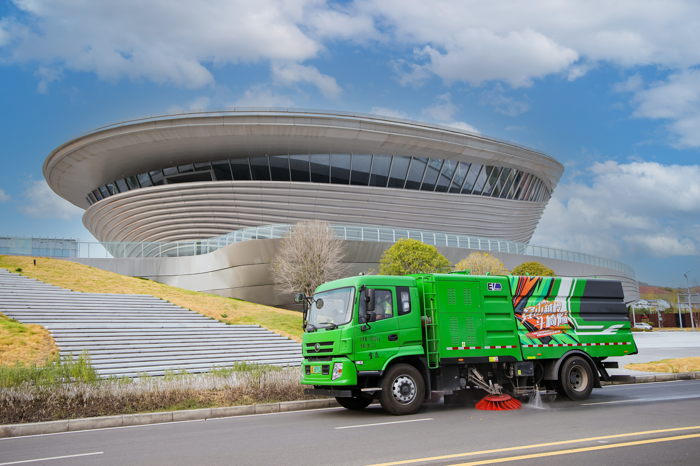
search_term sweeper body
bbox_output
[299,273,637,415]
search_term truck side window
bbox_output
[397,286,411,315]
[359,289,394,322]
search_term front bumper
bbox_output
[304,388,354,398]
[300,357,357,386]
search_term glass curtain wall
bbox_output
[87,154,550,206]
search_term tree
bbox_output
[511,261,556,277]
[272,220,349,297]
[455,252,509,276]
[379,238,451,275]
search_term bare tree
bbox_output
[272,220,350,297]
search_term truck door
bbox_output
[355,288,399,371]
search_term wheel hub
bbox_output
[392,375,416,404]
[568,366,587,392]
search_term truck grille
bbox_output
[305,341,334,354]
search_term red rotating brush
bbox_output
[475,394,522,411]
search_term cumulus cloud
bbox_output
[421,93,479,133]
[231,85,296,107]
[19,180,83,220]
[532,160,700,259]
[419,29,578,88]
[271,62,341,99]
[2,0,335,90]
[627,69,700,148]
[0,189,11,203]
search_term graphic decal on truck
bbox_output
[510,276,581,346]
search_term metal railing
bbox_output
[67,224,635,278]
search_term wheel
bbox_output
[557,356,594,401]
[379,364,425,415]
[336,395,373,410]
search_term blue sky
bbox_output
[1,0,699,287]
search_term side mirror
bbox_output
[367,311,377,323]
[365,288,376,313]
[315,298,324,309]
[294,293,305,303]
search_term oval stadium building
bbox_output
[44,108,639,306]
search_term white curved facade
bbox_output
[44,108,639,307]
[44,108,564,243]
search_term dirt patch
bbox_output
[624,356,700,373]
[0,256,302,342]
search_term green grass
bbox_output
[0,350,99,388]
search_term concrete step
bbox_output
[1,269,301,375]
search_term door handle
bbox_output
[388,334,398,342]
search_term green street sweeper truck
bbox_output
[298,272,637,415]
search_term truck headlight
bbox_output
[332,362,343,380]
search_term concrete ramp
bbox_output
[0,268,302,376]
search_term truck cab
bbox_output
[300,275,426,414]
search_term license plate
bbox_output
[311,366,322,374]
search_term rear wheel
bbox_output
[336,396,372,410]
[379,364,425,415]
[557,356,594,401]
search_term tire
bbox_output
[379,364,425,415]
[336,395,373,411]
[557,356,594,401]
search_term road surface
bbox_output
[2,379,700,466]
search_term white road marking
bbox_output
[584,394,700,406]
[335,418,433,429]
[0,452,103,465]
[583,399,650,406]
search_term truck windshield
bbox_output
[308,287,355,330]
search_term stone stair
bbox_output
[0,268,302,376]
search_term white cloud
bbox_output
[187,96,211,111]
[421,93,479,133]
[619,69,700,148]
[2,0,336,90]
[420,29,578,88]
[422,92,458,121]
[0,189,11,203]
[231,85,295,107]
[442,121,479,133]
[33,67,62,93]
[369,107,408,119]
[480,86,530,116]
[613,73,644,93]
[532,160,700,259]
[271,62,341,99]
[19,180,83,220]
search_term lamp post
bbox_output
[684,269,695,331]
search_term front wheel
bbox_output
[336,395,373,410]
[379,364,425,415]
[557,356,594,401]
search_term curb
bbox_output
[601,371,699,385]
[0,398,340,439]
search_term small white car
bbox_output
[634,322,653,330]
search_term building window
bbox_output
[310,154,330,183]
[350,154,372,186]
[330,154,351,184]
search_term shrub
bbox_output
[455,252,509,276]
[14,267,22,273]
[379,238,451,275]
[512,261,556,277]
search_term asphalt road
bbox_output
[2,380,700,466]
